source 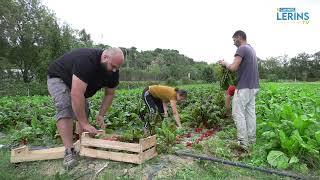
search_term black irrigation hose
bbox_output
[176,151,318,180]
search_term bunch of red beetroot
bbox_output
[176,128,219,147]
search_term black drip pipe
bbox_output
[176,151,319,180]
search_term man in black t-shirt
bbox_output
[47,47,124,169]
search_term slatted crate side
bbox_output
[139,135,157,151]
[139,135,157,162]
[140,146,157,162]
[81,134,142,153]
[80,146,142,164]
[80,132,157,164]
[11,146,66,163]
[11,140,80,163]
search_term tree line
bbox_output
[0,0,319,87]
[258,53,320,82]
[0,0,216,84]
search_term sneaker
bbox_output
[237,141,249,152]
[249,138,256,144]
[63,148,78,170]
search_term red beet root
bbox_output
[186,142,192,147]
[195,128,202,133]
[186,132,192,138]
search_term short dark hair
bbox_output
[232,30,246,40]
[175,88,187,98]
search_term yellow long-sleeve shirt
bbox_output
[148,85,177,103]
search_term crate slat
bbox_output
[81,136,141,153]
[80,146,142,164]
[140,135,157,151]
[141,147,157,162]
[11,140,80,163]
[80,132,157,164]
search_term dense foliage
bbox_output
[1,83,319,173]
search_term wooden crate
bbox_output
[11,140,80,163]
[80,132,157,164]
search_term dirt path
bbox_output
[36,154,195,180]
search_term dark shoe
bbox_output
[237,141,249,152]
[63,148,78,170]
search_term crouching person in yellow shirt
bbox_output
[142,85,187,128]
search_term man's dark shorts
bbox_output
[47,77,89,121]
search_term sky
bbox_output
[41,0,320,63]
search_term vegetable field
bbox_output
[0,82,319,179]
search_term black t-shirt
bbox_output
[48,48,119,98]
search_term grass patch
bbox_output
[168,161,292,180]
[0,149,46,180]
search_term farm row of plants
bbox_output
[255,83,320,171]
[0,83,319,174]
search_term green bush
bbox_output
[0,79,48,96]
[266,74,279,82]
[118,81,160,89]
[165,77,178,86]
[180,77,195,85]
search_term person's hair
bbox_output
[104,47,124,58]
[175,88,187,98]
[232,30,246,40]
